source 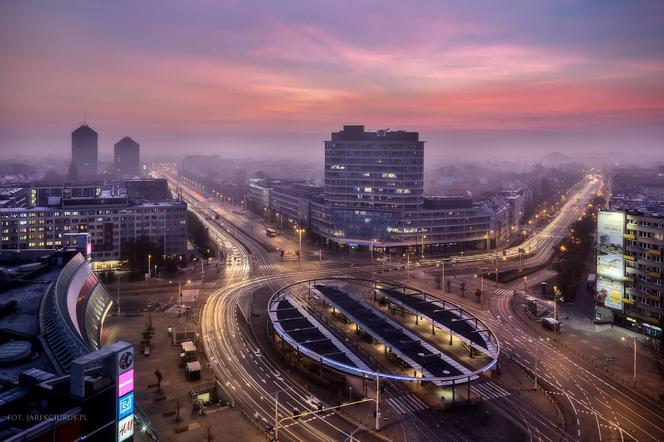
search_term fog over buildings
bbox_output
[1,1,663,165]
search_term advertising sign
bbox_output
[118,369,134,397]
[118,392,134,420]
[596,211,625,311]
[117,347,134,374]
[118,414,134,442]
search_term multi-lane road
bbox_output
[153,165,664,441]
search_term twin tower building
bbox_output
[71,124,140,178]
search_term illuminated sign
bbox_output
[118,414,134,442]
[118,369,134,397]
[118,392,134,420]
[118,348,134,374]
[596,211,625,311]
[119,350,134,371]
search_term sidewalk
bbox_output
[512,289,664,403]
[103,310,260,441]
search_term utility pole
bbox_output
[495,256,499,286]
[633,337,637,386]
[407,253,410,279]
[441,259,446,292]
[534,344,539,390]
[375,373,380,431]
[274,392,279,442]
[178,282,182,318]
[116,274,121,315]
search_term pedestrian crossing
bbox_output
[258,264,282,272]
[493,288,514,297]
[470,381,510,401]
[386,394,429,414]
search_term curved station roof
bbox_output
[268,278,499,385]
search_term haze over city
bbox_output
[1,2,664,442]
[2,0,664,163]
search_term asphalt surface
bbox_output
[152,166,664,442]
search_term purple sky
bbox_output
[1,1,663,163]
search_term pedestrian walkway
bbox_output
[386,394,429,414]
[259,264,282,272]
[470,381,510,401]
[492,288,514,297]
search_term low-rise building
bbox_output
[0,179,187,267]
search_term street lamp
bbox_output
[147,254,152,278]
[421,235,427,259]
[621,336,637,386]
[295,227,305,268]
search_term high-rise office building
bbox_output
[324,125,424,211]
[71,124,98,177]
[249,125,515,251]
[321,125,424,241]
[114,136,140,177]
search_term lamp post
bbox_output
[633,337,637,386]
[622,336,637,386]
[441,259,446,292]
[116,274,121,316]
[296,227,305,269]
[147,254,152,279]
[421,234,427,259]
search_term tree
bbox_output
[67,161,79,181]
[154,369,163,393]
[187,211,211,250]
[121,236,164,278]
[552,213,596,301]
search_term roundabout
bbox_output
[268,277,500,386]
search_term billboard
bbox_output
[118,392,134,420]
[596,211,625,311]
[118,414,134,442]
[114,344,134,442]
[118,369,134,397]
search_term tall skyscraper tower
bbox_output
[71,124,98,178]
[322,125,424,241]
[324,125,424,211]
[114,136,140,177]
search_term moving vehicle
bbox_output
[266,227,277,237]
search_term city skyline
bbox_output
[1,1,663,162]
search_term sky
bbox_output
[1,0,663,164]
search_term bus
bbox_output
[266,227,277,237]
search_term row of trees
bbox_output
[552,195,605,301]
[187,210,216,259]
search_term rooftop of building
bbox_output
[271,183,323,198]
[329,125,422,142]
[71,124,97,136]
[0,251,79,381]
[114,136,139,146]
[609,196,664,219]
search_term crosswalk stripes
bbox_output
[492,288,514,297]
[258,264,281,272]
[469,382,510,401]
[386,394,429,414]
